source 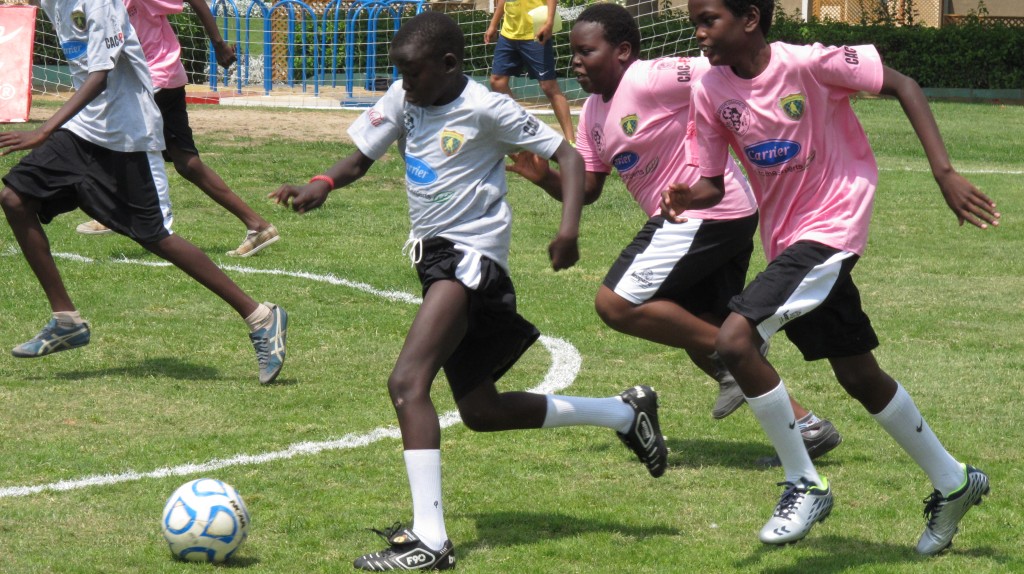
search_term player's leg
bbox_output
[524,39,574,141]
[489,36,521,96]
[831,352,989,554]
[353,279,467,571]
[156,87,277,257]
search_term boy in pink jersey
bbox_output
[77,0,279,258]
[509,2,842,465]
[663,0,999,553]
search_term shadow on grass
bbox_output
[47,357,222,381]
[461,510,679,555]
[664,438,843,471]
[735,535,1006,573]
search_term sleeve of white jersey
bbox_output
[348,83,404,160]
[85,0,130,73]
[490,93,563,159]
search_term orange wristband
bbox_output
[309,174,334,189]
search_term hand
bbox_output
[535,26,551,44]
[0,128,48,156]
[548,233,579,271]
[213,40,237,69]
[506,151,549,184]
[269,181,330,213]
[937,170,1000,229]
[483,27,496,44]
[659,183,691,223]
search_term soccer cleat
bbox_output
[916,464,989,556]
[617,385,668,478]
[354,523,455,571]
[76,219,114,235]
[227,224,279,257]
[12,318,91,358]
[711,372,745,419]
[756,419,843,468]
[249,303,287,384]
[759,477,833,545]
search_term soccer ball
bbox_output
[160,478,250,563]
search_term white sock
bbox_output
[872,382,965,496]
[243,303,272,332]
[404,449,447,551]
[746,381,821,486]
[541,395,635,433]
[797,412,821,431]
[53,310,84,328]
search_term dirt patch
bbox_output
[25,102,358,144]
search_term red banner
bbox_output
[0,5,36,123]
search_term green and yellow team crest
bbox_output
[441,129,464,156]
[620,113,639,136]
[71,9,87,30]
[780,94,805,120]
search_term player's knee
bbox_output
[715,324,752,367]
[0,187,28,214]
[386,371,428,412]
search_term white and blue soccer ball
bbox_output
[160,478,250,563]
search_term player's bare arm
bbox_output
[271,150,375,213]
[660,175,725,222]
[507,150,605,205]
[0,70,109,155]
[548,140,584,270]
[879,66,999,229]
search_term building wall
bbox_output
[946,0,1022,16]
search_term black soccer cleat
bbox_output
[353,523,455,571]
[617,385,668,478]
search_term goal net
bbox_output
[14,0,696,110]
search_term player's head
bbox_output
[391,12,466,107]
[570,3,640,97]
[688,0,773,66]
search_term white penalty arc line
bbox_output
[0,253,582,499]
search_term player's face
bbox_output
[688,0,750,67]
[391,43,460,107]
[569,21,630,99]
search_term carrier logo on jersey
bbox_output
[717,99,750,135]
[440,130,464,156]
[744,140,801,167]
[71,10,87,31]
[612,151,640,173]
[61,40,87,60]
[405,156,437,185]
[620,114,639,136]
[779,94,805,120]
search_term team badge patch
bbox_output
[620,113,639,136]
[780,94,805,120]
[441,129,464,156]
[71,10,87,31]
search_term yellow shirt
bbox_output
[500,0,545,41]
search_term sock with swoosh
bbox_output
[872,382,964,496]
[747,381,821,486]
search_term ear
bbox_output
[744,5,762,33]
[616,40,633,64]
[443,53,460,74]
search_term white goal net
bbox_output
[11,0,696,110]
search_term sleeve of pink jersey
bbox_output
[576,100,611,174]
[692,82,731,178]
[812,43,884,96]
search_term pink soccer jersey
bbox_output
[576,57,755,219]
[693,42,885,261]
[124,0,188,89]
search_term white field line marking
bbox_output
[0,254,582,499]
[879,166,1023,176]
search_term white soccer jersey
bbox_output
[349,78,564,272]
[39,0,163,152]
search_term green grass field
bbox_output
[1,98,1022,573]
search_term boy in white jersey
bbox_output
[663,0,999,553]
[0,0,286,385]
[509,2,842,466]
[76,0,280,258]
[270,12,667,570]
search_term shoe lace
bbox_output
[772,481,806,519]
[402,236,423,267]
[921,489,944,527]
[369,521,406,545]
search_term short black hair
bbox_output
[576,3,641,56]
[393,11,465,62]
[722,0,774,35]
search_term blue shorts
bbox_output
[415,238,540,400]
[728,241,879,361]
[491,35,558,81]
